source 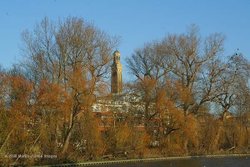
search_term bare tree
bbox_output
[156,26,225,115]
[21,17,118,157]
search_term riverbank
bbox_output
[37,153,250,167]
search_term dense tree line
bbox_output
[0,18,249,165]
[126,25,250,155]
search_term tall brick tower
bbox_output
[111,50,122,94]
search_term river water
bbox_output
[97,156,250,167]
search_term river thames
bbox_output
[93,155,250,167]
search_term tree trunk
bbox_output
[61,112,74,156]
[61,127,73,155]
[210,122,223,152]
[0,129,14,152]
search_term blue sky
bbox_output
[0,0,250,81]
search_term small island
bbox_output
[0,1,249,167]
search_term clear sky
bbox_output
[0,0,250,81]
